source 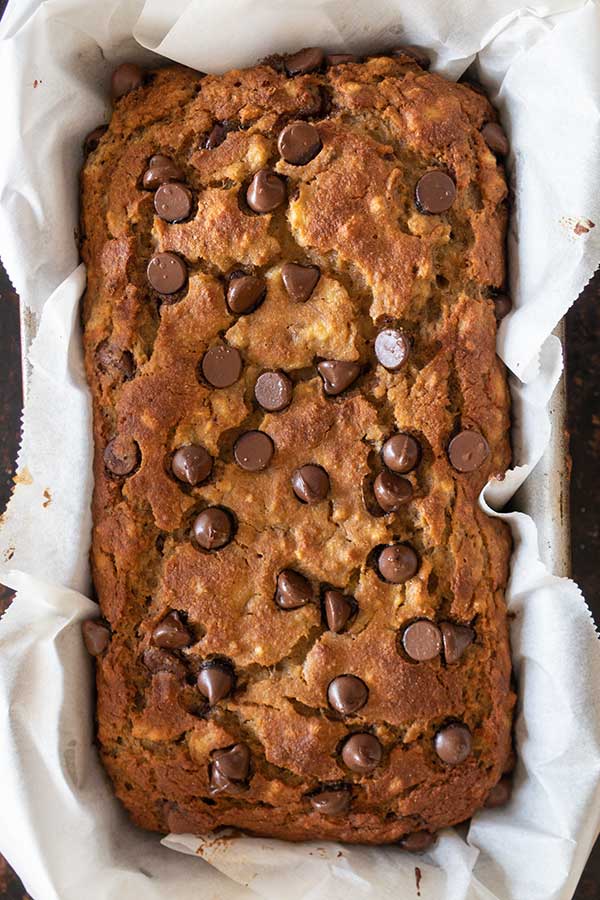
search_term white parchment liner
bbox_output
[1,2,600,898]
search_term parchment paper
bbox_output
[1,2,600,899]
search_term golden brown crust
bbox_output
[81,52,514,843]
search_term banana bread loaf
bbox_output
[80,47,514,844]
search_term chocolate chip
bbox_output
[484,777,512,808]
[83,125,108,155]
[111,63,144,100]
[310,788,351,815]
[142,155,184,191]
[323,590,355,633]
[326,53,357,66]
[234,430,274,471]
[382,434,421,473]
[147,252,187,294]
[341,733,382,773]
[171,445,213,485]
[440,621,475,664]
[391,46,430,69]
[226,273,266,315]
[448,430,490,472]
[154,183,193,223]
[374,328,409,371]
[82,620,110,656]
[197,662,234,705]
[201,345,243,388]
[246,170,286,213]
[373,471,413,512]
[152,611,192,649]
[284,47,325,76]
[402,620,442,661]
[291,464,330,504]
[205,122,235,150]
[278,121,322,165]
[482,122,509,156]
[103,435,140,476]
[415,171,456,214]
[328,675,368,715]
[377,544,419,583]
[281,262,320,302]
[275,569,313,609]
[142,647,186,678]
[493,293,512,321]
[399,831,437,852]
[254,371,293,412]
[209,764,247,795]
[193,508,233,550]
[95,341,135,379]
[317,360,361,395]
[210,743,250,793]
[434,723,472,765]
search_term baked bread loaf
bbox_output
[81,47,515,844]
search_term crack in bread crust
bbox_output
[82,54,514,844]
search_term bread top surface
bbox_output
[81,51,514,843]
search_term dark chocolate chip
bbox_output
[291,464,330,504]
[147,252,187,294]
[323,590,355,633]
[391,46,430,69]
[226,273,266,315]
[95,341,135,379]
[317,359,361,395]
[284,47,325,76]
[415,171,456,214]
[374,328,409,371]
[201,345,243,388]
[326,53,357,66]
[154,182,193,223]
[82,620,110,656]
[278,121,322,165]
[484,777,512,808]
[310,788,351,815]
[327,675,368,715]
[275,569,313,609]
[246,170,286,213]
[341,733,382,773]
[171,445,213,486]
[377,544,419,583]
[142,155,184,191]
[482,122,509,156]
[152,611,192,649]
[111,63,144,100]
[83,125,108,155]
[440,621,475,664]
[448,430,490,472]
[197,663,234,705]
[142,647,186,678]
[209,764,247,795]
[193,508,233,550]
[210,742,250,793]
[373,471,413,512]
[434,723,472,765]
[205,122,235,150]
[382,434,420,473]
[103,435,140,476]
[254,371,293,412]
[281,262,320,302]
[493,293,512,321]
[233,430,274,471]
[399,831,437,852]
[402,620,442,661]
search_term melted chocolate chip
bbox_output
[210,743,250,793]
[291,464,330,504]
[154,182,193,223]
[281,262,320,303]
[382,433,421,473]
[373,471,413,512]
[103,436,140,476]
[275,569,313,609]
[323,590,355,633]
[434,723,472,765]
[83,125,108,155]
[374,328,410,371]
[111,63,144,100]
[317,359,361,395]
[377,544,419,583]
[234,431,274,471]
[440,621,475,664]
[448,430,490,472]
[209,764,247,795]
[326,53,357,66]
[254,371,293,412]
[284,47,325,76]
[278,121,322,165]
[205,121,235,150]
[246,170,286,214]
[201,345,243,388]
[142,155,184,191]
[310,788,351,815]
[147,252,187,294]
[82,620,110,656]
[171,445,213,486]
[142,647,186,678]
[400,831,437,852]
[193,508,234,550]
[415,171,456,214]
[493,294,512,321]
[327,675,368,715]
[226,273,266,315]
[402,620,442,661]
[482,122,509,156]
[152,611,192,649]
[341,733,382,773]
[197,663,234,705]
[95,341,135,379]
[484,777,512,808]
